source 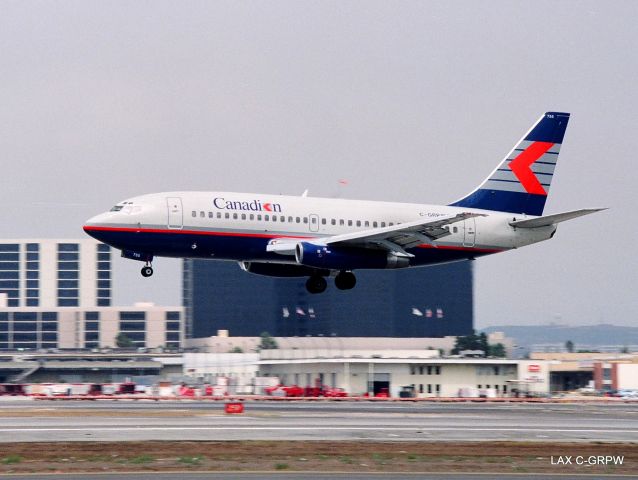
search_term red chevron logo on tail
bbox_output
[509,141,554,195]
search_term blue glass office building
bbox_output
[183,260,473,338]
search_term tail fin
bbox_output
[450,112,570,216]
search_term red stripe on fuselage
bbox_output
[83,225,504,254]
[83,225,312,240]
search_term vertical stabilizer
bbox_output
[450,112,570,216]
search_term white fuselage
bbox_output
[83,191,556,267]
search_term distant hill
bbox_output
[481,324,638,351]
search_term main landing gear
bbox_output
[305,275,327,294]
[335,271,356,290]
[305,271,356,294]
[141,262,154,278]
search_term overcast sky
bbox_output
[1,1,636,327]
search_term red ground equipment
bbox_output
[224,402,244,414]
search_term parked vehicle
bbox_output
[323,387,348,398]
[0,384,26,396]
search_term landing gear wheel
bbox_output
[335,271,356,290]
[141,266,154,277]
[306,275,327,294]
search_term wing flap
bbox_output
[326,212,485,250]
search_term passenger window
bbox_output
[280,216,285,222]
[356,220,361,227]
[339,219,344,226]
[241,214,246,220]
[288,216,293,223]
[265,215,269,221]
[348,220,353,226]
[233,213,238,220]
[331,219,336,225]
[303,217,308,224]
[364,221,369,227]
[200,211,205,218]
[321,218,326,225]
[272,216,277,222]
[389,222,394,226]
[225,212,230,219]
[257,214,262,221]
[296,217,300,223]
[373,221,378,228]
[311,217,316,224]
[453,226,458,233]
[217,212,222,219]
[381,222,386,227]
[208,212,213,218]
[250,214,254,220]
[192,211,196,217]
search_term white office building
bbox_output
[0,239,111,308]
[0,239,187,352]
[0,302,184,350]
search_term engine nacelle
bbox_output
[295,242,410,270]
[239,261,329,278]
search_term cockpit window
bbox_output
[110,205,123,212]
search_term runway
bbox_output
[1,400,637,443]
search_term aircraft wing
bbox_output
[509,208,606,228]
[267,212,484,257]
[324,212,484,256]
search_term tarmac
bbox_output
[1,399,637,443]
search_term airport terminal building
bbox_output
[183,259,474,339]
[257,349,550,398]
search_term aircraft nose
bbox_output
[83,213,110,241]
[84,212,105,227]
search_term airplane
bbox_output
[84,112,604,294]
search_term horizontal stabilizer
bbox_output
[509,208,606,228]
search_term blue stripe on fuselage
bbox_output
[84,228,496,267]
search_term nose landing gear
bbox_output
[141,262,154,278]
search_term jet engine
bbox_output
[295,242,409,270]
[239,261,329,278]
